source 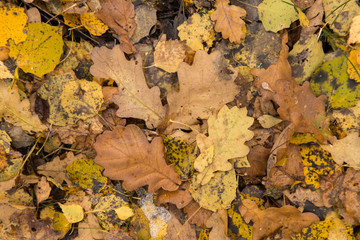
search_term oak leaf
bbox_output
[239,199,319,240]
[251,34,330,144]
[94,125,181,192]
[194,105,254,185]
[210,0,246,43]
[96,0,136,53]
[166,50,238,132]
[90,45,166,128]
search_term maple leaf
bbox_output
[194,105,254,185]
[166,50,238,132]
[93,125,181,192]
[210,0,246,44]
[251,33,330,144]
[90,45,166,128]
[96,0,136,54]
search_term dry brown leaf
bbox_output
[154,35,186,73]
[163,213,196,240]
[239,199,319,240]
[96,0,136,54]
[166,50,238,132]
[301,0,324,35]
[156,182,193,209]
[90,45,166,128]
[251,33,330,144]
[211,0,246,43]
[35,176,51,205]
[94,125,181,192]
[183,200,213,228]
[206,210,230,240]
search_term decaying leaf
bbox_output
[94,125,181,192]
[38,72,103,126]
[166,50,238,132]
[154,35,186,73]
[258,0,298,33]
[131,4,157,43]
[300,144,335,189]
[9,22,63,77]
[91,45,166,128]
[252,34,330,144]
[0,81,47,133]
[35,176,51,205]
[0,5,27,47]
[239,199,319,240]
[177,12,215,51]
[210,0,246,43]
[194,105,254,185]
[311,54,360,109]
[96,0,136,53]
[190,169,237,212]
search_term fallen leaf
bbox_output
[35,176,51,205]
[252,34,330,144]
[131,4,157,43]
[138,191,171,239]
[154,35,186,73]
[239,199,319,240]
[9,22,63,77]
[38,72,103,126]
[206,210,230,240]
[233,22,282,69]
[163,213,196,240]
[164,137,196,180]
[257,114,282,128]
[300,144,335,189]
[91,45,166,128]
[294,211,355,239]
[0,61,13,79]
[166,50,238,132]
[323,0,360,36]
[115,206,134,220]
[311,54,360,108]
[66,157,107,193]
[258,0,298,33]
[58,203,84,223]
[210,0,246,43]
[194,105,254,185]
[3,209,62,239]
[80,11,109,36]
[75,213,105,240]
[190,169,237,211]
[0,81,47,133]
[289,34,324,84]
[301,0,324,35]
[94,195,130,230]
[0,5,28,47]
[37,152,84,189]
[348,15,360,44]
[347,49,360,82]
[283,187,324,208]
[177,12,215,51]
[157,182,193,209]
[183,200,213,227]
[94,125,181,192]
[96,0,136,53]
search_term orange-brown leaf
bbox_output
[211,0,246,43]
[251,34,330,144]
[94,125,181,192]
[96,0,136,54]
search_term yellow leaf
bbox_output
[0,5,28,47]
[38,73,103,126]
[9,22,63,77]
[115,206,134,220]
[177,12,215,51]
[257,115,282,128]
[347,49,360,82]
[0,81,47,132]
[59,203,84,223]
[194,105,254,185]
[52,211,71,238]
[80,12,108,36]
[297,8,309,27]
[190,169,237,211]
